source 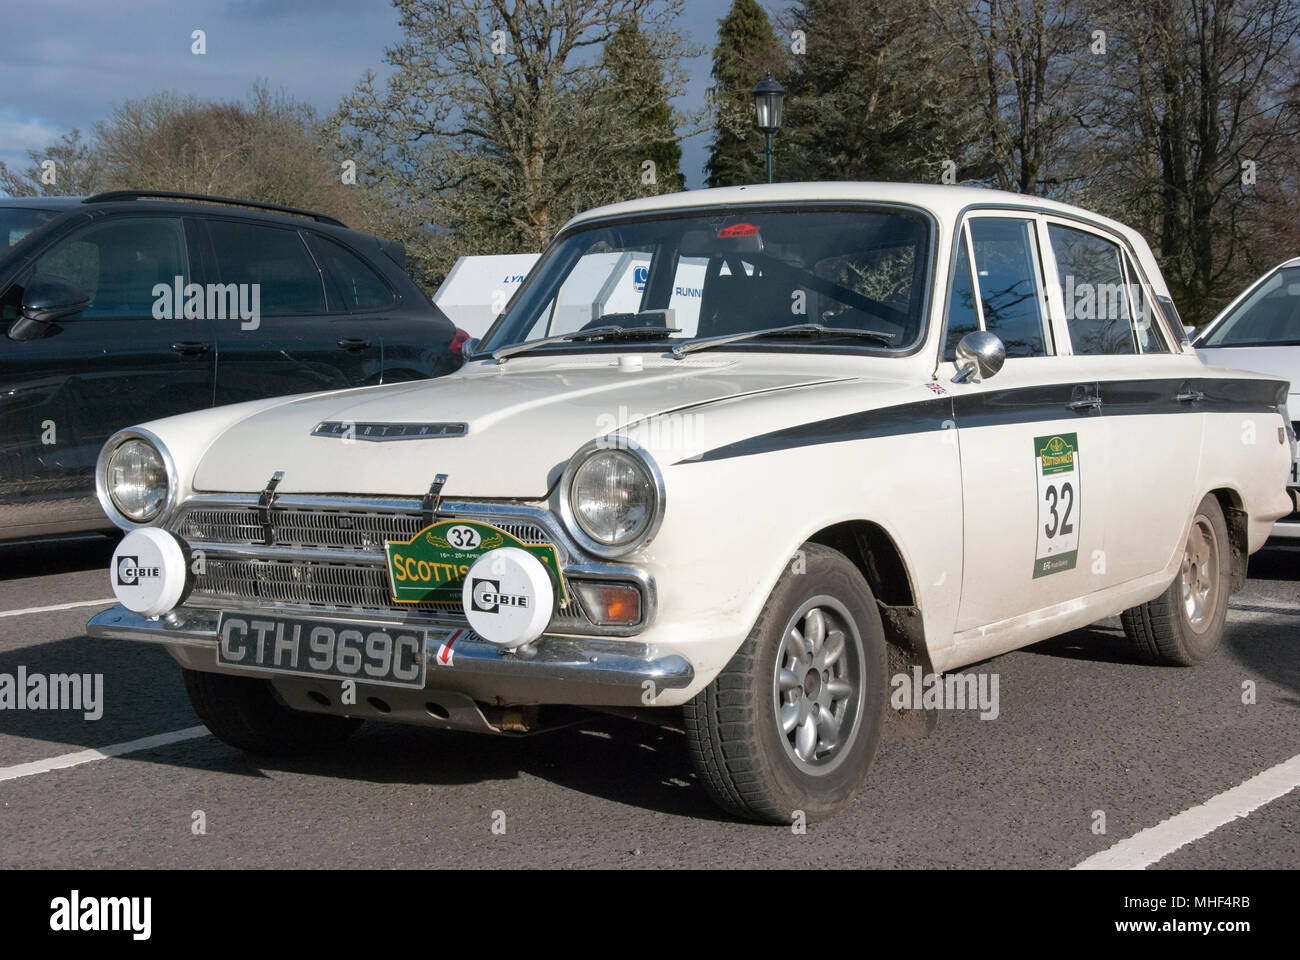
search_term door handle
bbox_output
[170,341,210,357]
[1067,384,1102,411]
[337,338,371,352]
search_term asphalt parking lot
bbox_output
[1,533,1296,869]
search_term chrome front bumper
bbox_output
[88,605,695,722]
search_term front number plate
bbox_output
[216,613,428,689]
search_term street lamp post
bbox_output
[752,72,786,184]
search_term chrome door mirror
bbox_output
[951,330,1006,383]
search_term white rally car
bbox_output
[88,183,1295,823]
[1194,256,1300,538]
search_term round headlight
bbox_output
[107,439,169,522]
[568,449,657,549]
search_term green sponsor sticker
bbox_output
[1036,433,1077,476]
[385,520,566,605]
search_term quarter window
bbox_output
[311,236,394,312]
[207,220,326,316]
[1122,252,1168,353]
[943,230,980,360]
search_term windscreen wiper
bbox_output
[492,324,681,364]
[670,323,896,358]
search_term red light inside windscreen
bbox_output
[717,223,760,238]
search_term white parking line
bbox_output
[0,726,210,783]
[0,598,114,619]
[1074,753,1300,869]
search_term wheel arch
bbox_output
[805,519,935,739]
[1207,486,1249,592]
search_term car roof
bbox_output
[562,181,1172,298]
[0,192,389,246]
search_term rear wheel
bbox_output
[683,545,886,823]
[1120,493,1232,666]
[183,669,362,756]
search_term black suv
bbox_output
[0,191,466,541]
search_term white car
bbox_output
[88,183,1295,823]
[1194,257,1300,538]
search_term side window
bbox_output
[1047,223,1135,356]
[310,236,394,313]
[943,230,980,360]
[206,220,326,316]
[31,217,187,318]
[1122,252,1169,353]
[967,218,1048,358]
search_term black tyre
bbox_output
[1120,493,1232,666]
[683,544,887,823]
[183,669,362,756]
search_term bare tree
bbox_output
[0,129,104,197]
[326,0,699,285]
[932,0,1097,195]
[1085,0,1300,322]
[1,85,368,230]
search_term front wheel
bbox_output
[683,544,887,823]
[1120,493,1232,666]
[183,669,362,756]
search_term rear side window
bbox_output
[31,216,187,318]
[310,236,394,312]
[967,218,1047,358]
[1048,224,1135,355]
[207,220,326,316]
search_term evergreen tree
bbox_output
[781,0,973,184]
[603,19,684,194]
[705,0,785,187]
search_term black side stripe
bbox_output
[679,377,1287,464]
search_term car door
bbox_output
[203,218,383,405]
[945,213,1110,632]
[303,232,442,383]
[1039,218,1201,585]
[0,213,212,531]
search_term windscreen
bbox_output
[1202,265,1300,347]
[0,206,60,249]
[481,206,931,353]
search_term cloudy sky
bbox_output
[0,0,780,193]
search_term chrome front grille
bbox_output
[197,556,450,614]
[172,497,590,628]
[177,503,552,553]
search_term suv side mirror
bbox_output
[8,277,91,342]
[23,277,91,323]
[951,330,1006,383]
